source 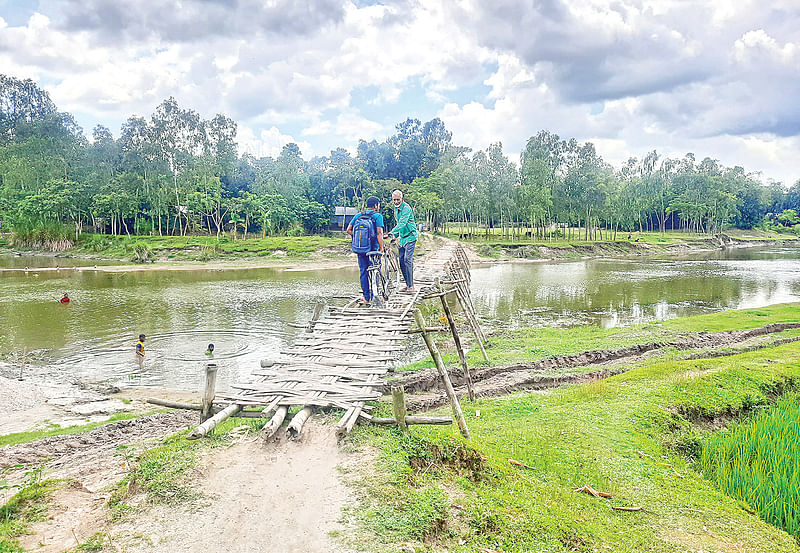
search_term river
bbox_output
[1,245,799,392]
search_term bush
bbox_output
[130,242,154,263]
[9,219,73,251]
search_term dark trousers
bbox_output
[357,252,372,300]
[398,241,416,288]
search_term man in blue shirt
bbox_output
[347,196,385,304]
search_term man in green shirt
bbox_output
[389,189,419,292]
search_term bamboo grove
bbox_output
[1,74,799,247]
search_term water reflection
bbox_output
[2,245,800,391]
[0,266,360,391]
[471,247,800,329]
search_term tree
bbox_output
[0,75,58,144]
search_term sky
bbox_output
[0,0,798,184]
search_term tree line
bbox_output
[1,74,798,247]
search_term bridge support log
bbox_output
[201,363,218,422]
[287,407,313,439]
[436,279,475,402]
[371,416,452,425]
[187,403,241,440]
[262,406,289,440]
[413,309,470,440]
[392,386,408,432]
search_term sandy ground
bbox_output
[106,421,358,553]
[7,418,362,553]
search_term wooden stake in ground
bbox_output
[436,279,475,401]
[413,309,470,440]
[392,386,408,432]
[201,363,218,422]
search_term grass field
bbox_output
[347,303,800,552]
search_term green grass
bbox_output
[0,413,142,448]
[700,393,800,537]
[399,302,800,373]
[348,305,800,552]
[70,233,350,261]
[0,477,61,553]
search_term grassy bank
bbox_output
[74,233,351,262]
[444,228,798,261]
[401,302,800,373]
[348,304,800,552]
[0,232,351,262]
[0,476,61,553]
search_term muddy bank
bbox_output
[397,322,800,411]
[472,234,791,262]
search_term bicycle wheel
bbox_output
[369,265,385,307]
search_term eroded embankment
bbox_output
[0,411,195,488]
[475,235,783,261]
[396,322,800,411]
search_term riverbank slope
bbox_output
[3,304,800,552]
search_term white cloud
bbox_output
[237,125,313,159]
[0,0,796,184]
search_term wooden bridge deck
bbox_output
[214,240,472,436]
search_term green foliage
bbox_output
[8,217,73,251]
[700,393,800,537]
[129,241,154,263]
[354,304,800,552]
[0,78,792,246]
[0,473,60,553]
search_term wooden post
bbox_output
[18,347,26,380]
[392,386,408,432]
[413,309,470,440]
[308,300,325,332]
[201,363,218,422]
[436,280,475,401]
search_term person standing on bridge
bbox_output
[389,189,418,293]
[347,196,385,305]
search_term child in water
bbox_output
[136,334,146,358]
[205,343,215,357]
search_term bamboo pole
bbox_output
[262,406,289,440]
[308,300,325,332]
[187,404,241,439]
[454,287,489,362]
[147,398,201,410]
[413,309,470,440]
[201,363,218,422]
[392,386,408,432]
[370,416,452,426]
[437,280,475,401]
[287,406,313,438]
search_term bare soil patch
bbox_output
[106,420,359,553]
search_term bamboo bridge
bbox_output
[176,240,483,440]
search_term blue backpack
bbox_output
[351,212,377,253]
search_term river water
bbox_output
[1,245,799,392]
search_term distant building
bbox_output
[330,206,359,231]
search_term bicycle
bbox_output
[366,251,390,307]
[366,241,400,307]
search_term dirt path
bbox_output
[397,322,800,410]
[106,420,357,553]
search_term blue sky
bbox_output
[1,0,798,184]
